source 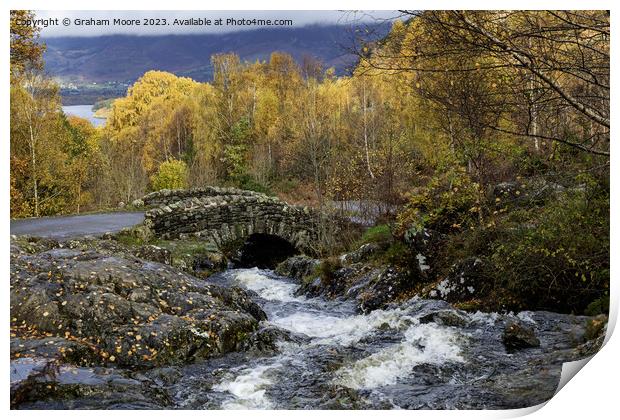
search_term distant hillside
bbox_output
[43,24,383,84]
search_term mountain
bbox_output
[43,24,383,84]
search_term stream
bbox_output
[163,268,590,409]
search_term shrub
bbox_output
[151,159,188,191]
[490,185,609,313]
[585,296,610,316]
[236,174,273,195]
[381,241,411,267]
[397,169,483,234]
[317,257,342,285]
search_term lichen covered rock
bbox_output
[425,257,492,303]
[10,243,265,369]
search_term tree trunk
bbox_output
[28,121,39,217]
[362,82,375,179]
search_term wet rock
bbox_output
[10,242,264,369]
[502,322,540,352]
[344,267,384,299]
[222,286,268,322]
[163,247,226,277]
[11,357,172,409]
[425,257,492,303]
[574,322,606,358]
[10,337,95,365]
[480,359,560,409]
[239,325,308,353]
[419,310,469,327]
[296,276,323,298]
[11,357,55,404]
[567,315,607,358]
[145,366,183,386]
[357,267,413,313]
[295,263,366,299]
[275,255,320,281]
[322,266,361,297]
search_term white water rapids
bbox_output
[165,267,593,410]
[210,268,467,409]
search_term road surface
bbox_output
[10,212,145,239]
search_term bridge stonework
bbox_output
[140,186,264,208]
[143,189,321,253]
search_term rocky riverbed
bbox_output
[10,235,605,409]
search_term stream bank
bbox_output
[10,234,605,409]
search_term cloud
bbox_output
[35,10,401,37]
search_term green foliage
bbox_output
[359,224,393,245]
[585,296,610,316]
[489,183,609,313]
[235,174,273,195]
[114,231,147,247]
[223,117,252,184]
[150,159,188,191]
[380,241,411,268]
[398,169,483,234]
[316,257,343,285]
[439,225,500,268]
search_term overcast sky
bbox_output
[35,10,401,37]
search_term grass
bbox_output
[356,224,393,247]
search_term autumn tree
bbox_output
[151,159,189,190]
[10,10,44,76]
[356,11,610,156]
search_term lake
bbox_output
[62,104,106,127]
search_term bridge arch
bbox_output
[144,193,320,254]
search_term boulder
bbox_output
[425,257,491,303]
[275,255,320,281]
[502,322,540,352]
[238,325,308,354]
[419,310,469,327]
[340,242,388,265]
[356,267,413,313]
[10,243,265,369]
[401,227,445,279]
[295,263,366,299]
[10,357,171,409]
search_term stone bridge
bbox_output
[139,186,264,208]
[142,188,324,253]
